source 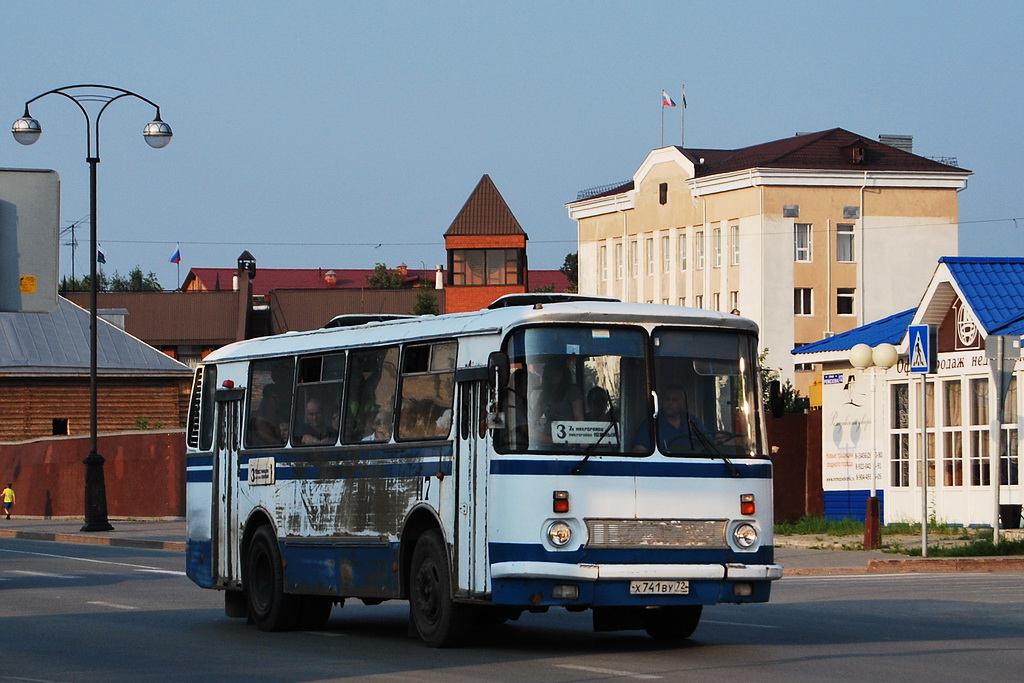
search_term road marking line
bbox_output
[88,601,138,611]
[555,664,661,679]
[0,548,172,573]
[703,619,777,629]
[8,570,82,579]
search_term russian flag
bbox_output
[170,245,181,264]
[661,90,677,107]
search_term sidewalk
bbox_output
[0,517,186,552]
[2,517,1022,575]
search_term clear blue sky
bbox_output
[2,1,1022,290]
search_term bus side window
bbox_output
[246,357,295,448]
[344,347,399,443]
[397,341,456,440]
[292,354,345,447]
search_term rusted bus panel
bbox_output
[277,469,430,538]
[0,378,191,442]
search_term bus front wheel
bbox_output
[409,530,471,647]
[642,605,702,641]
[246,526,300,631]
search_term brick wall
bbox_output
[0,430,185,518]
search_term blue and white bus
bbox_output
[185,296,783,647]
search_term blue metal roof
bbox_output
[939,257,1024,335]
[793,308,915,356]
[794,257,1024,356]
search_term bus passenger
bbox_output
[249,384,287,446]
[362,409,393,442]
[531,359,584,442]
[297,397,332,445]
[585,386,614,422]
[632,384,709,452]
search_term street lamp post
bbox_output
[849,342,898,550]
[12,85,172,532]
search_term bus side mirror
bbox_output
[768,380,785,418]
[487,352,509,392]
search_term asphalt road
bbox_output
[2,537,1022,682]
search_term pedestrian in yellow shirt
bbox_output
[2,483,14,520]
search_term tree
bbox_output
[60,267,161,293]
[366,263,404,289]
[759,348,808,413]
[111,266,163,292]
[413,285,440,315]
[560,252,578,293]
[60,270,111,293]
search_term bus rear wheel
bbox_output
[246,526,300,631]
[409,530,471,648]
[642,605,702,641]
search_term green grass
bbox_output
[896,538,1024,557]
[776,516,978,538]
[774,516,864,536]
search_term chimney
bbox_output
[397,263,408,281]
[435,264,444,290]
[324,270,337,288]
[879,134,913,153]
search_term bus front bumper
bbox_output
[488,561,783,607]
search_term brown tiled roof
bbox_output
[575,128,970,201]
[444,174,528,238]
[529,270,571,293]
[65,291,242,346]
[181,267,429,296]
[681,127,970,177]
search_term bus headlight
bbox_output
[547,521,573,547]
[732,523,758,549]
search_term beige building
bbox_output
[566,128,970,389]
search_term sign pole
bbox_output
[908,324,936,557]
[920,373,928,556]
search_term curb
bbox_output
[784,556,1024,576]
[0,528,184,552]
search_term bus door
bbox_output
[453,371,489,597]
[212,386,245,586]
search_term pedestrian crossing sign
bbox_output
[908,324,936,373]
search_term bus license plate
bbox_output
[629,580,689,595]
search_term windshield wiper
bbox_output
[571,420,620,474]
[686,418,741,477]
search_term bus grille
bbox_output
[585,519,728,549]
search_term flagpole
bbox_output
[680,85,686,147]
[660,103,665,148]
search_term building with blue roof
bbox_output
[793,257,1022,529]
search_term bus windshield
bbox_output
[498,325,647,455]
[647,328,762,458]
[497,324,764,458]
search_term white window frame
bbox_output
[615,242,623,280]
[794,288,813,316]
[837,223,855,262]
[794,223,811,262]
[890,383,911,487]
[696,231,705,270]
[730,224,740,265]
[713,228,722,268]
[600,245,608,281]
[646,237,655,276]
[662,235,671,273]
[678,230,687,271]
[837,287,855,316]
